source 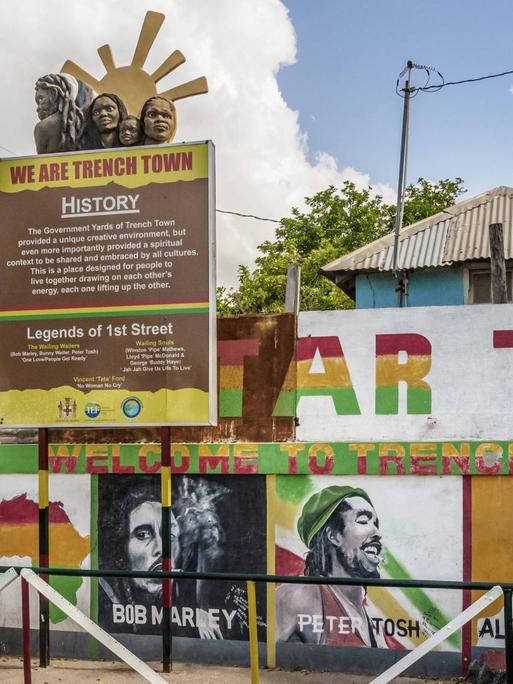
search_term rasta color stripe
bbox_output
[383,551,459,649]
[274,335,360,416]
[0,302,208,321]
[375,334,432,415]
[266,475,277,668]
[217,340,260,418]
[161,466,172,507]
[38,470,49,509]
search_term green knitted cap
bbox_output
[297,485,372,549]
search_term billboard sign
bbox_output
[0,142,216,426]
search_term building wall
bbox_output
[0,448,509,674]
[355,268,465,309]
[1,305,513,675]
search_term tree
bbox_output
[217,177,465,315]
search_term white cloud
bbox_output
[0,0,393,287]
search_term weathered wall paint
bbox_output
[0,473,90,630]
[2,441,512,476]
[47,313,296,445]
[297,304,513,441]
[471,477,513,649]
[273,475,462,650]
[0,465,509,655]
[5,303,513,445]
[0,306,512,668]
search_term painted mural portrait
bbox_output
[98,474,267,640]
[98,479,180,628]
[277,485,398,647]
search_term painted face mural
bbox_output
[128,501,181,595]
[128,501,162,595]
[330,496,382,579]
[97,474,266,638]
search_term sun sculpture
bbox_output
[34,10,208,152]
[61,11,208,116]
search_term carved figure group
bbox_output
[34,74,178,154]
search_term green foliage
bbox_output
[401,177,465,227]
[217,177,465,315]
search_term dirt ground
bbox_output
[0,658,458,683]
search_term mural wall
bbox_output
[1,304,513,671]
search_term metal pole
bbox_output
[393,60,413,307]
[160,426,172,673]
[21,577,32,684]
[247,580,259,684]
[38,427,50,667]
[504,588,513,684]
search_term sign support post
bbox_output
[38,427,50,667]
[161,425,172,672]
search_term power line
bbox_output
[402,66,513,94]
[417,68,513,91]
[216,209,280,223]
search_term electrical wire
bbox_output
[416,67,513,91]
[216,209,280,223]
[397,66,513,95]
[396,62,444,98]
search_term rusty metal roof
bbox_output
[322,186,513,295]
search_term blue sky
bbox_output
[280,0,513,198]
[1,0,513,285]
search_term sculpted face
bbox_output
[127,501,180,596]
[35,87,58,120]
[91,96,120,133]
[327,496,382,578]
[143,98,175,143]
[119,118,140,146]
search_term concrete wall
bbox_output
[1,305,513,675]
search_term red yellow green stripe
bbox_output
[0,301,208,321]
[217,340,260,417]
[274,335,360,416]
[161,465,172,507]
[38,469,49,509]
[376,334,432,415]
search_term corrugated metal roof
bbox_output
[323,186,513,285]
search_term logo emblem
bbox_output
[121,397,142,418]
[85,401,101,418]
[58,398,77,419]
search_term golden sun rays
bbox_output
[61,11,208,115]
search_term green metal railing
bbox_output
[4,565,512,684]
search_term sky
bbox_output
[1,0,513,287]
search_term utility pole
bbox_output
[393,60,413,307]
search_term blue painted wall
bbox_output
[355,267,465,309]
